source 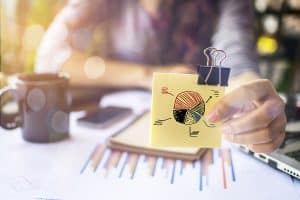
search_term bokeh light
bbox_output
[26,88,46,111]
[257,36,278,55]
[50,111,69,133]
[84,56,106,79]
[263,15,279,34]
[22,24,45,51]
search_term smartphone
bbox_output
[77,106,133,129]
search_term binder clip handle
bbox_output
[197,47,230,86]
[204,47,217,66]
[207,49,226,86]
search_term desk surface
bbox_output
[1,90,300,200]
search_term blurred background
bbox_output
[1,0,300,93]
[1,0,65,74]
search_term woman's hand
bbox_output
[207,78,286,153]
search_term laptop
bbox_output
[238,121,300,179]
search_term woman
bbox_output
[35,0,286,153]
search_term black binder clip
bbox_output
[197,47,231,86]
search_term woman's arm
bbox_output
[35,0,98,73]
[61,50,194,89]
[212,0,260,79]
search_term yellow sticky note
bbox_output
[150,72,224,148]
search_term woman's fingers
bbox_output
[247,131,286,153]
[207,79,277,122]
[206,79,287,153]
[221,98,285,135]
[223,113,287,144]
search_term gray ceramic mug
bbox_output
[0,73,71,143]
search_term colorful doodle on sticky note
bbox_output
[173,91,205,125]
[150,72,225,148]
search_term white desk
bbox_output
[1,91,300,200]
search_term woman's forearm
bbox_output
[60,51,195,90]
[60,51,152,89]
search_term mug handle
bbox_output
[0,86,20,130]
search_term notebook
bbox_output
[108,113,206,161]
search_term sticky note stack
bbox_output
[109,113,206,161]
